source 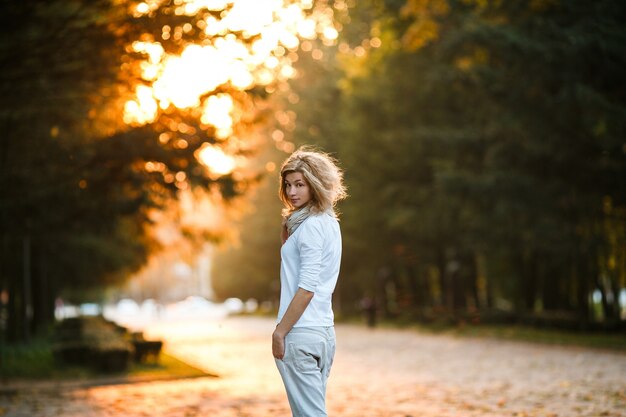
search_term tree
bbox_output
[0,0,308,342]
[281,0,626,327]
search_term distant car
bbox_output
[116,298,140,316]
[245,298,259,313]
[56,304,80,319]
[79,303,100,316]
[182,296,214,309]
[141,299,161,316]
[223,297,244,314]
[165,295,224,319]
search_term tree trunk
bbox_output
[523,251,537,312]
[376,266,392,318]
[420,264,433,309]
[436,248,451,312]
[32,247,55,333]
[466,251,480,311]
[483,253,494,310]
[406,264,422,309]
[0,234,8,339]
[574,256,590,324]
[511,250,526,315]
[542,258,560,311]
[451,266,466,312]
[608,272,621,322]
[558,252,575,312]
[22,235,32,341]
[7,275,22,343]
[596,279,611,321]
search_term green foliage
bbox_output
[0,0,258,342]
[278,0,626,325]
[0,327,99,379]
[0,332,208,380]
[129,352,211,380]
[443,324,626,351]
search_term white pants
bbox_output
[275,326,336,417]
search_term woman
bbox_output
[272,147,347,417]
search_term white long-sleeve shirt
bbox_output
[277,211,342,328]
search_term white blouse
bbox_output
[277,211,342,328]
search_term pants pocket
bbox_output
[288,342,323,373]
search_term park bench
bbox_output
[132,339,164,363]
[52,316,133,373]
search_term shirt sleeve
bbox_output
[297,216,325,292]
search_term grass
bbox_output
[448,324,626,351]
[0,336,90,379]
[128,352,212,380]
[370,319,626,351]
[0,336,211,381]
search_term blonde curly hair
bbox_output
[279,147,347,217]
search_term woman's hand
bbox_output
[272,290,314,359]
[272,329,286,360]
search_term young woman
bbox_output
[272,147,347,417]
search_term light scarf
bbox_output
[285,205,311,236]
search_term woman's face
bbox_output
[284,171,312,209]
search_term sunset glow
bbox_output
[124,0,337,176]
[196,143,237,176]
[201,94,234,139]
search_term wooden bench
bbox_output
[132,340,163,363]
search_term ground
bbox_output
[1,316,625,416]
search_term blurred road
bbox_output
[2,315,625,417]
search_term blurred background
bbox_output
[1,0,625,350]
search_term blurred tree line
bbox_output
[0,0,258,343]
[214,0,626,330]
[211,146,284,303]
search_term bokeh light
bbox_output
[196,143,237,176]
[124,0,339,174]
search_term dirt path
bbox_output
[1,316,625,416]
